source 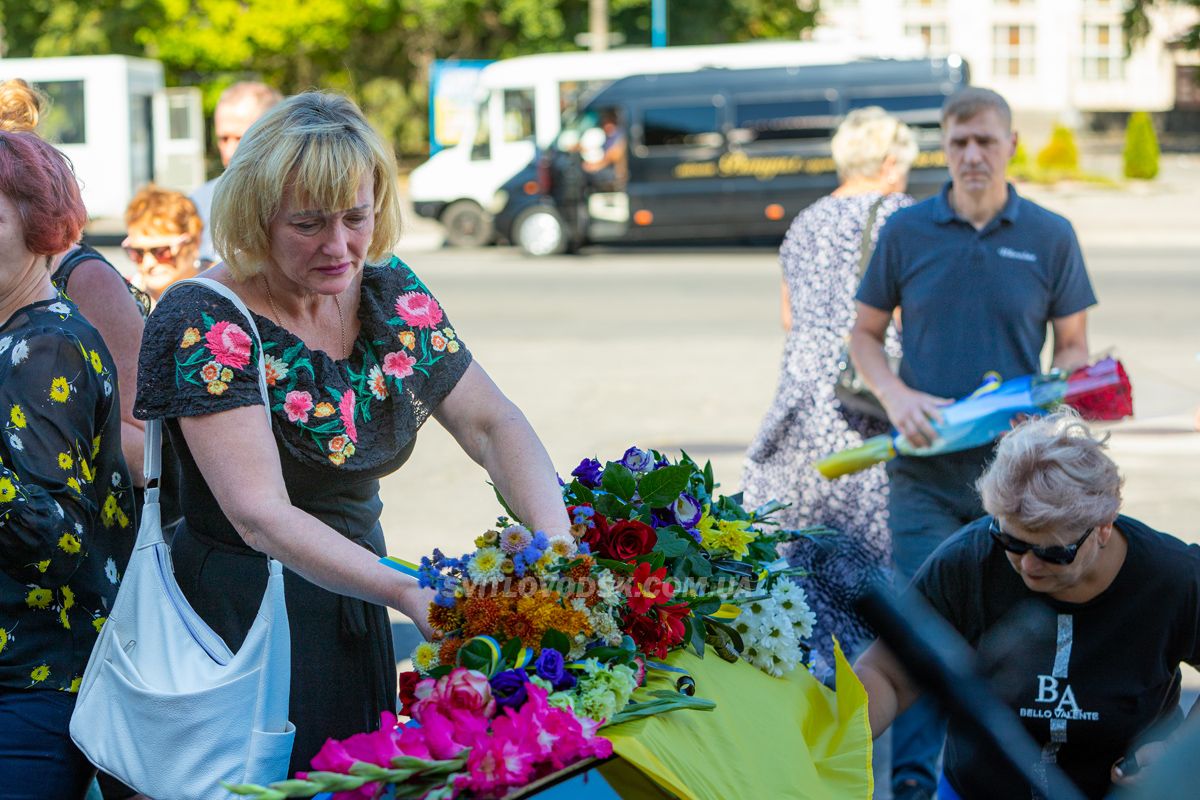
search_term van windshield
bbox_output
[553,110,600,153]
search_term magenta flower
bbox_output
[283,390,313,423]
[337,389,358,443]
[204,320,253,369]
[394,292,444,329]
[382,350,416,379]
[412,667,496,721]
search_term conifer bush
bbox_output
[1036,124,1080,173]
[1123,111,1160,180]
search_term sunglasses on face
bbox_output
[989,518,1095,566]
[122,235,191,266]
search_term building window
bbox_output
[992,25,1036,78]
[905,23,950,56]
[1082,23,1125,80]
[641,104,722,149]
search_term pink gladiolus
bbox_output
[309,713,404,800]
[458,733,536,796]
[338,389,358,443]
[204,320,253,369]
[394,292,444,329]
[382,350,416,379]
[283,390,313,423]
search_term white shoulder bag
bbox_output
[70,277,294,799]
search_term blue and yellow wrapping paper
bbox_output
[603,640,872,800]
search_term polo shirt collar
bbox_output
[934,181,1022,227]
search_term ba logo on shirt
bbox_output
[1018,675,1100,722]
[998,246,1038,263]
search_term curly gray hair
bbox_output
[977,409,1123,533]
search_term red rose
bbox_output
[596,519,657,562]
[398,670,421,717]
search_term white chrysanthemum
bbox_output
[411,641,442,675]
[586,607,623,647]
[595,571,621,606]
[499,524,532,555]
[774,581,816,640]
[546,534,578,560]
[466,546,505,584]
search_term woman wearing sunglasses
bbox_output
[855,410,1200,799]
[122,185,205,303]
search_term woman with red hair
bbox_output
[0,130,137,797]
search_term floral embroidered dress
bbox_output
[0,296,137,694]
[134,257,471,775]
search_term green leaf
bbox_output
[596,557,634,574]
[705,617,745,654]
[593,493,633,520]
[601,462,636,500]
[683,552,713,577]
[457,638,497,676]
[500,636,523,666]
[488,482,520,523]
[584,645,634,663]
[703,460,715,495]
[652,527,692,558]
[688,595,721,616]
[541,628,571,655]
[636,464,693,507]
[427,664,452,679]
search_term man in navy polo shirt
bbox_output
[849,87,1096,800]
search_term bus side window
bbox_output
[731,97,837,149]
[639,104,723,151]
[470,96,491,161]
[503,88,536,143]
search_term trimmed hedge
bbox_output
[1123,111,1160,180]
[1036,124,1080,173]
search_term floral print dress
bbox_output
[742,192,910,677]
[133,257,472,775]
[0,296,137,694]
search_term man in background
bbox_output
[849,86,1096,800]
[190,81,282,266]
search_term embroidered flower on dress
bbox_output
[180,327,201,348]
[105,557,119,584]
[398,330,417,350]
[338,390,358,444]
[313,402,335,418]
[368,365,388,400]
[10,340,29,365]
[284,390,314,423]
[204,320,253,369]
[47,302,71,316]
[49,377,70,403]
[7,432,24,452]
[263,354,289,386]
[394,292,444,329]
[430,332,448,352]
[0,477,15,503]
[89,350,103,373]
[9,404,26,428]
[383,350,416,379]
[0,336,10,356]
[200,361,221,383]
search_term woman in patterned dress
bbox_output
[0,131,138,797]
[743,107,918,675]
[133,92,571,775]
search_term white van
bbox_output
[0,56,204,220]
[408,36,925,247]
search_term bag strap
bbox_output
[142,277,279,572]
[857,196,887,279]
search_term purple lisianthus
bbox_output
[489,669,529,710]
[621,446,653,474]
[534,648,567,686]
[571,458,604,488]
[673,493,703,528]
[685,527,703,543]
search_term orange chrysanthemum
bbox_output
[438,636,464,666]
[427,603,464,633]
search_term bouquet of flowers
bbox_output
[815,357,1134,479]
[230,448,825,800]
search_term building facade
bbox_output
[816,0,1198,127]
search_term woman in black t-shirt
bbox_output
[855,411,1200,800]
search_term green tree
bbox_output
[1123,110,1160,180]
[1124,1,1200,52]
[1036,124,1080,174]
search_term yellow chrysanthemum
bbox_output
[93,616,107,633]
[26,587,52,609]
[89,350,103,373]
[412,641,442,675]
[30,664,50,683]
[0,477,15,503]
[57,452,73,470]
[49,377,70,403]
[58,532,81,554]
[181,327,201,348]
[9,404,26,428]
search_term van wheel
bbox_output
[441,201,494,248]
[514,206,568,256]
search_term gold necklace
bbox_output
[261,275,347,359]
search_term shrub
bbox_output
[1123,111,1160,180]
[1036,124,1080,173]
[1008,139,1031,178]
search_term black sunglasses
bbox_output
[988,518,1095,566]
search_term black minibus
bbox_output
[510,57,967,255]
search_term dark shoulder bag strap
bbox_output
[857,196,888,279]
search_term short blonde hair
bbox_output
[977,410,1123,534]
[211,91,402,280]
[126,184,203,240]
[830,107,918,180]
[0,78,48,133]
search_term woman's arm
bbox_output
[854,639,922,739]
[433,361,570,538]
[178,407,434,635]
[66,259,147,481]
